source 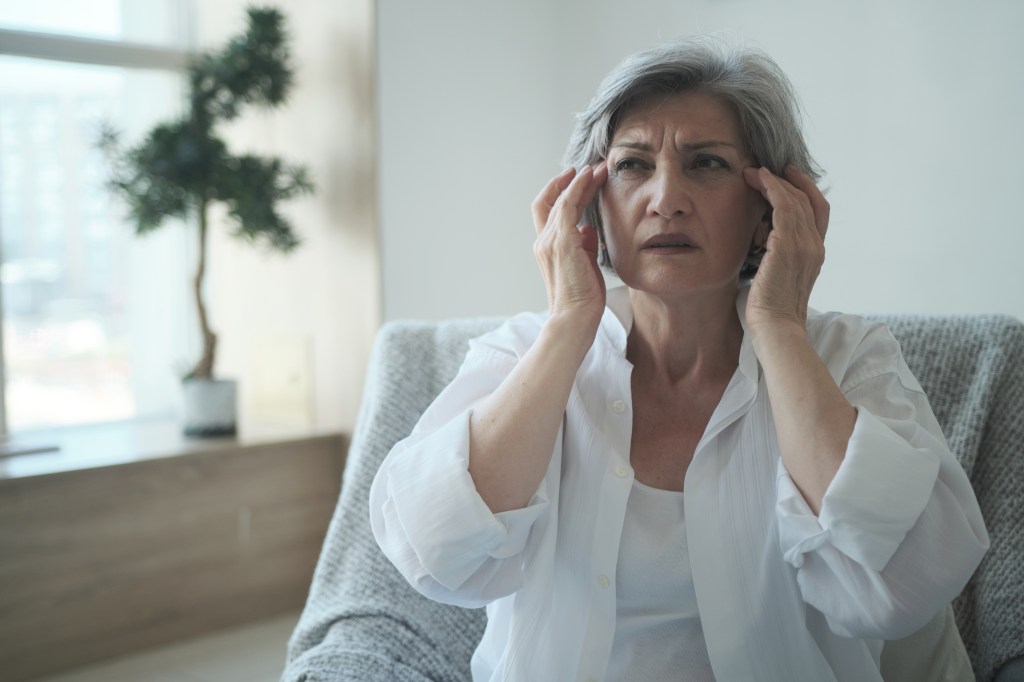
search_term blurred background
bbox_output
[2,0,1022,439]
[0,0,376,440]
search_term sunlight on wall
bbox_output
[200,0,378,434]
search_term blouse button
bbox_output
[614,465,628,478]
[596,574,610,589]
[611,400,626,414]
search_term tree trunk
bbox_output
[189,199,217,380]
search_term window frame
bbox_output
[0,27,190,70]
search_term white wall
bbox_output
[377,0,565,321]
[379,0,1024,322]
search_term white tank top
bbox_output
[606,479,715,681]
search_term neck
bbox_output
[626,286,744,386]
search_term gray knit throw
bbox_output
[283,315,1024,682]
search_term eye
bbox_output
[693,155,729,170]
[613,157,648,174]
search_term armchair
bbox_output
[283,315,1024,682]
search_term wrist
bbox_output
[542,310,602,358]
[748,318,808,353]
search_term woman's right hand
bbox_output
[458,164,610,515]
[532,164,609,335]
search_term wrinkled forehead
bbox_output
[608,89,747,151]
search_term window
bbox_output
[0,1,196,435]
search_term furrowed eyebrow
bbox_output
[609,141,654,152]
[682,140,738,151]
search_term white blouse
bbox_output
[369,285,989,682]
[606,481,714,681]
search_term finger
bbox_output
[555,164,594,211]
[532,166,577,234]
[745,167,815,235]
[570,162,608,221]
[549,164,600,232]
[783,165,830,239]
[743,166,801,205]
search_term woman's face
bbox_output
[599,91,768,301]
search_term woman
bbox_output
[370,39,988,681]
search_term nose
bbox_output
[648,166,692,219]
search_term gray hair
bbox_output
[564,37,823,277]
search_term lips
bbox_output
[641,233,697,249]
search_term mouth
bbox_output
[641,233,698,250]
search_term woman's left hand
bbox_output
[742,165,830,334]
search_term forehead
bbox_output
[611,90,742,146]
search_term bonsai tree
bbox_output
[100,6,313,381]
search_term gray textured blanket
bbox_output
[283,315,1023,682]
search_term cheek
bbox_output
[599,182,620,212]
[597,191,625,267]
[730,189,768,233]
[599,180,640,226]
[598,186,621,234]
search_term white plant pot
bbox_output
[183,378,238,437]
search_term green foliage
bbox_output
[192,7,294,119]
[101,6,312,248]
[98,120,228,233]
[218,155,313,252]
[99,6,314,381]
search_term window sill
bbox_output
[0,417,339,480]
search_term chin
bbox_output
[618,268,741,300]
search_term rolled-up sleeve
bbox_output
[776,330,990,639]
[369,319,553,608]
[778,406,941,572]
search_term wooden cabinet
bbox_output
[0,430,346,681]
